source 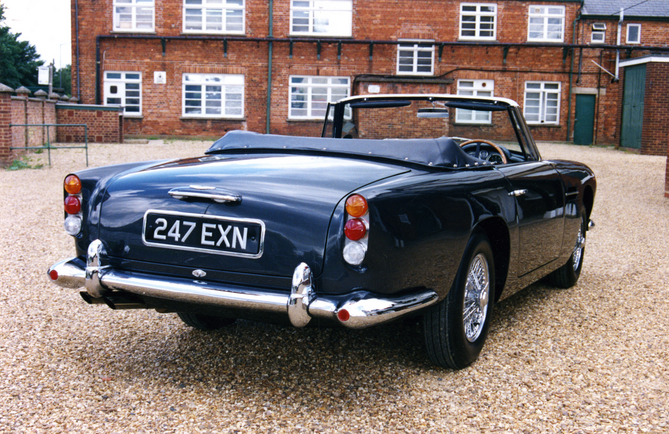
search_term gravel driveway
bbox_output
[0,140,667,433]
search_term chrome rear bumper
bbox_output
[48,239,439,329]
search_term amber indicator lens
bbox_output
[64,195,81,215]
[64,175,82,195]
[345,194,368,217]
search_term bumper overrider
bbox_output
[48,239,439,329]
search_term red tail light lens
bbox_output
[64,175,82,195]
[346,194,368,217]
[344,218,367,241]
[64,195,81,215]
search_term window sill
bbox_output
[287,118,323,123]
[527,123,561,128]
[124,115,143,119]
[180,116,246,121]
[396,72,435,77]
[181,31,245,36]
[453,122,493,126]
[289,34,353,39]
[112,30,157,34]
[526,39,564,44]
[458,38,497,42]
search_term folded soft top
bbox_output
[207,130,482,168]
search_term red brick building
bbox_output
[70,0,669,146]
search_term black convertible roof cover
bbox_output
[207,130,483,168]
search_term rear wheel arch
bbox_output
[583,185,594,221]
[474,217,510,302]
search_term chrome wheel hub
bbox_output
[573,225,585,272]
[463,253,490,343]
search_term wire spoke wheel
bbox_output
[423,233,495,369]
[463,253,490,342]
[572,224,585,272]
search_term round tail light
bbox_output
[64,195,82,215]
[64,175,82,195]
[346,194,368,217]
[344,218,367,241]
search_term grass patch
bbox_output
[7,156,44,171]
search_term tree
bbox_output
[0,5,44,89]
[55,64,72,96]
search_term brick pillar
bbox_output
[665,143,669,198]
[0,83,15,166]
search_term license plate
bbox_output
[143,210,265,258]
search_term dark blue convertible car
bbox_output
[49,94,596,369]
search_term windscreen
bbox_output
[324,98,531,164]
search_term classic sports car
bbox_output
[48,94,595,369]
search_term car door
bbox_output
[497,161,565,276]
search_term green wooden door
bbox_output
[574,94,596,145]
[621,64,646,149]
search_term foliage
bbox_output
[55,64,72,96]
[6,155,44,171]
[0,5,44,89]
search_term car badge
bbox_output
[192,269,207,278]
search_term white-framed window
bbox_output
[456,79,494,123]
[524,82,561,125]
[591,23,606,44]
[397,41,435,76]
[183,0,245,34]
[626,24,641,44]
[460,4,496,40]
[104,71,142,116]
[289,76,350,119]
[113,0,155,32]
[182,74,244,118]
[528,5,564,42]
[290,0,352,37]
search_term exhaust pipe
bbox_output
[79,291,148,310]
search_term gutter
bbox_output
[92,34,669,116]
[616,8,624,81]
[567,11,581,142]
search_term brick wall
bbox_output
[641,63,669,156]
[0,86,11,164]
[665,152,669,198]
[10,97,59,149]
[56,105,123,143]
[73,0,611,142]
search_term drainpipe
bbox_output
[266,0,273,134]
[95,36,101,105]
[567,12,580,142]
[75,0,81,99]
[615,8,624,81]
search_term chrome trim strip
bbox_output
[287,263,315,327]
[85,239,109,298]
[169,186,242,203]
[337,291,439,329]
[48,245,440,329]
[48,258,86,289]
[141,209,266,259]
[101,271,289,314]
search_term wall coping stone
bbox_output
[0,83,13,93]
[56,104,122,112]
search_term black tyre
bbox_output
[177,312,236,330]
[424,233,495,369]
[549,211,587,289]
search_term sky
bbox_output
[2,0,72,68]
